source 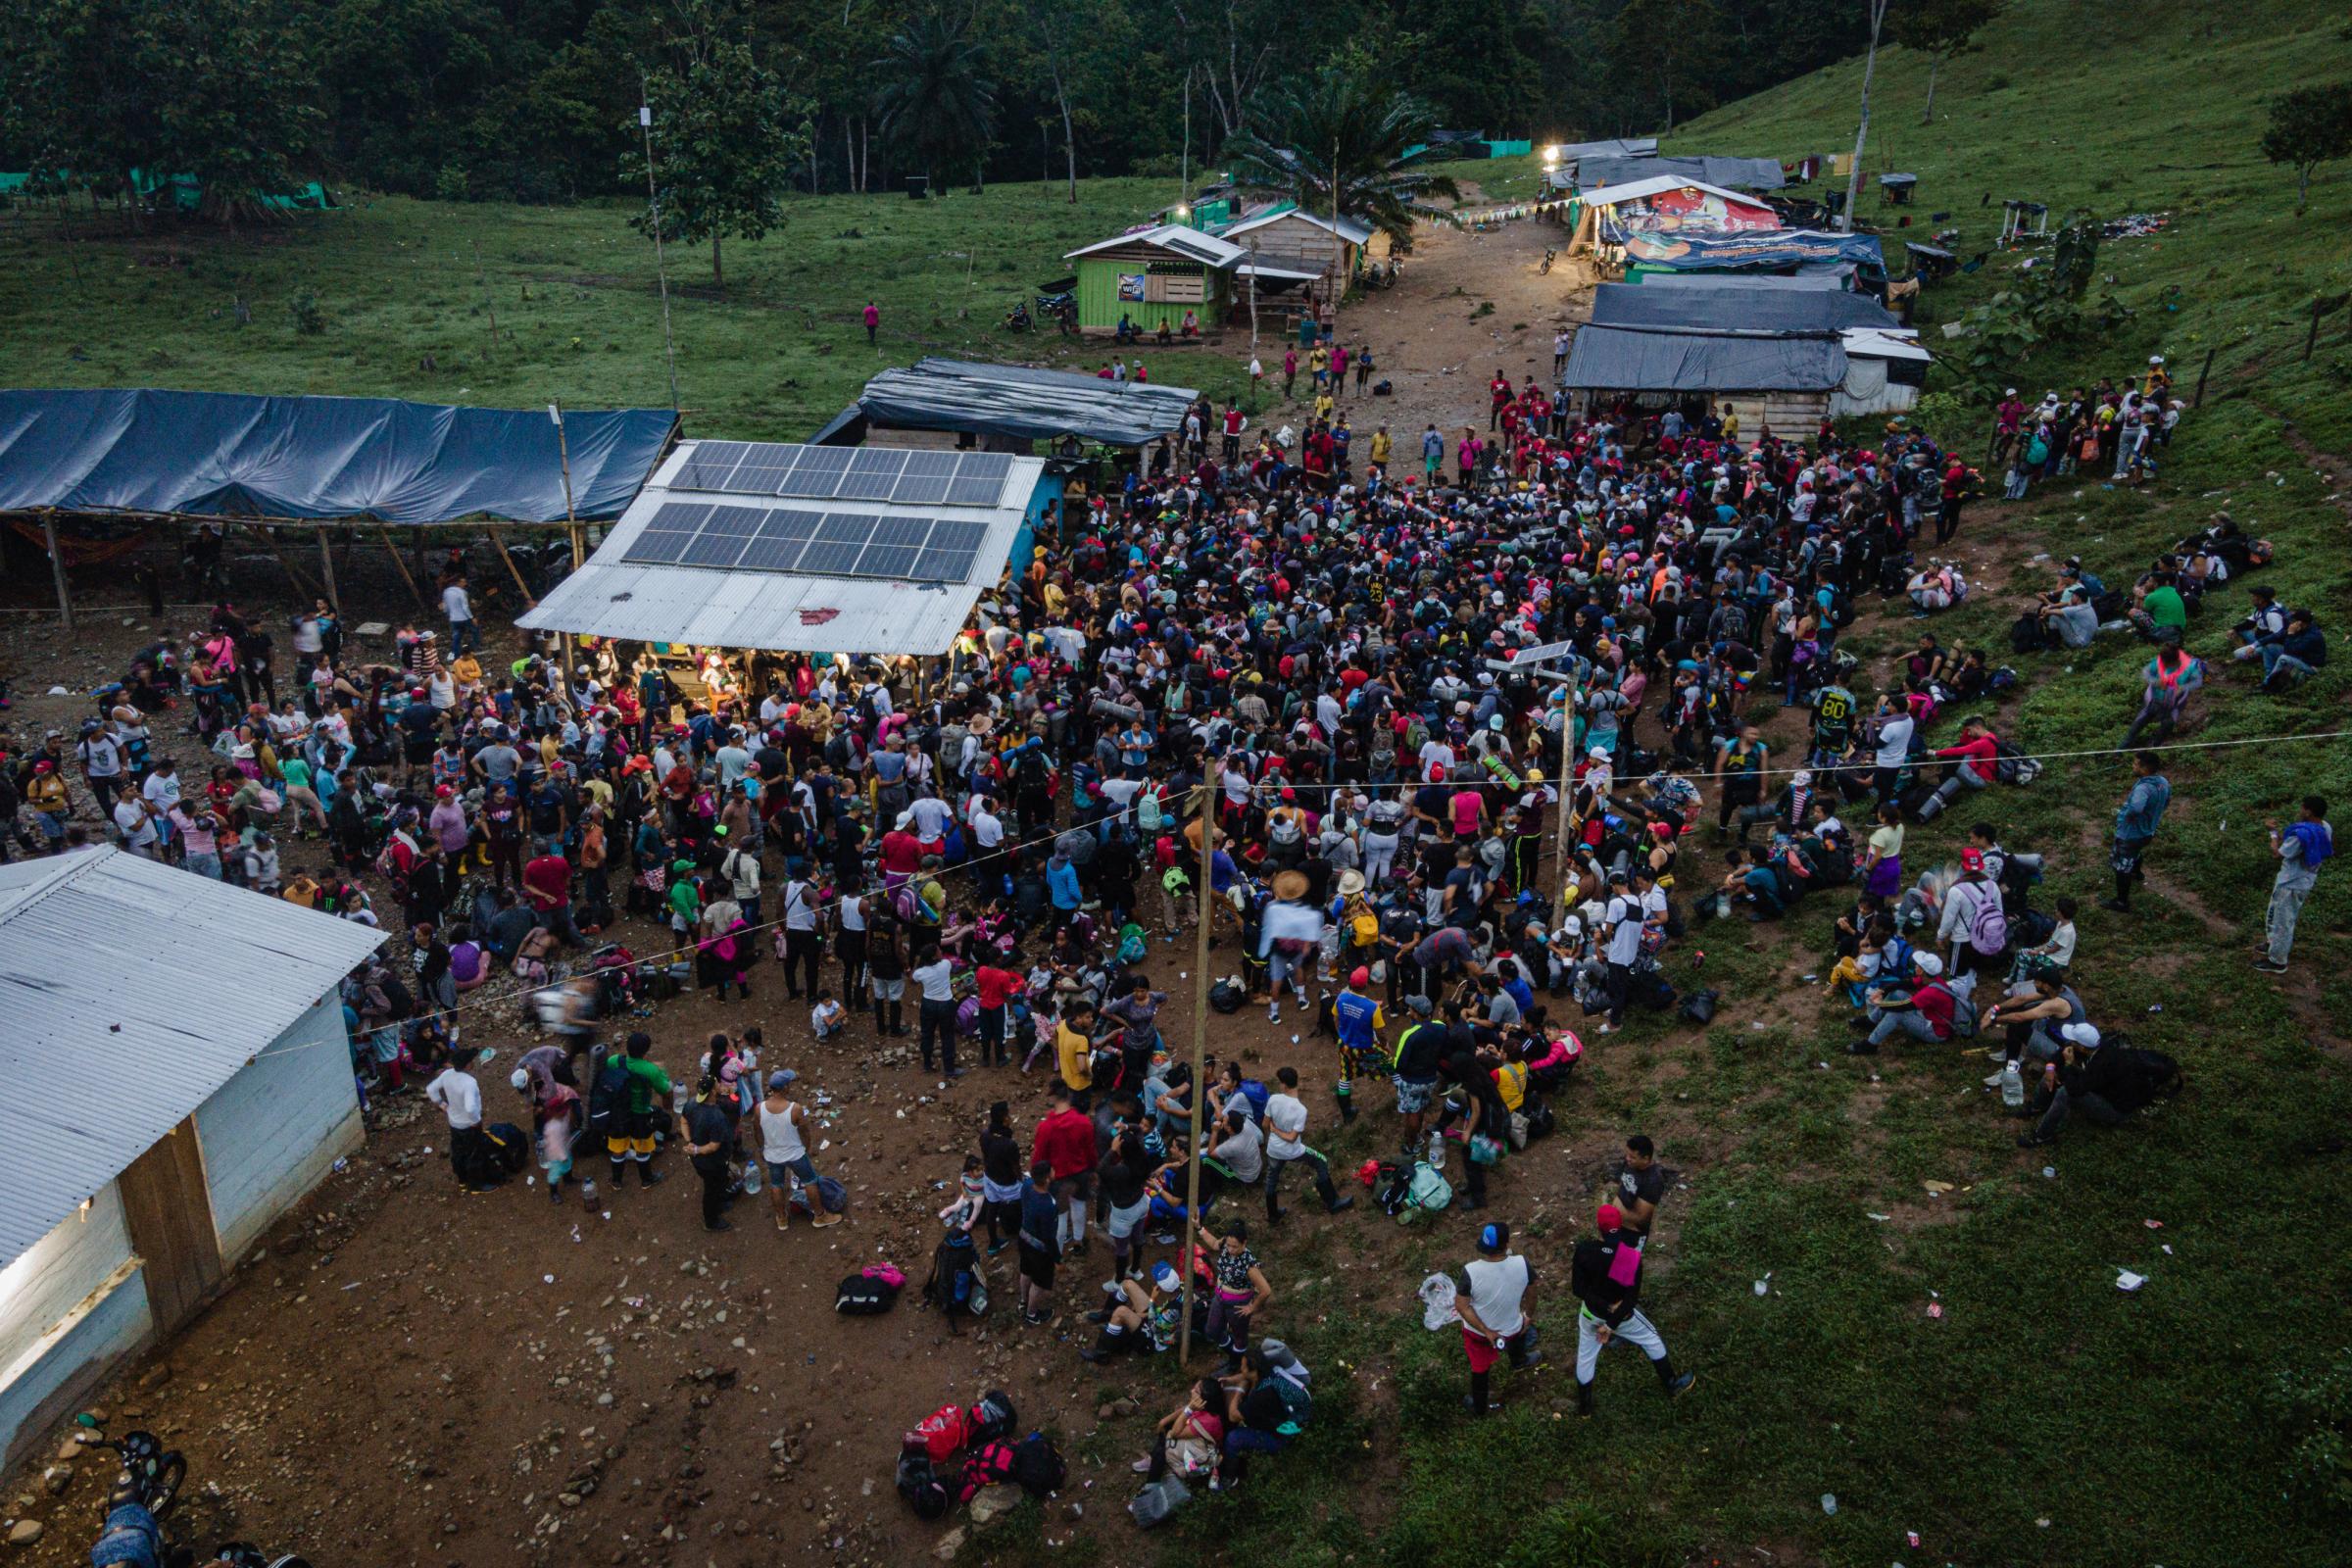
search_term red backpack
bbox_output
[906,1403,969,1464]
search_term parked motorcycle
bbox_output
[78,1415,311,1568]
[1003,299,1033,331]
[1538,247,1556,274]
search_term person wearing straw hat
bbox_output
[1261,867,1321,1024]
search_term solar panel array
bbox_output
[670,441,1015,510]
[620,502,989,584]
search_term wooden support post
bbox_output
[380,528,429,612]
[1175,782,1215,1367]
[316,526,341,615]
[40,513,73,629]
[491,527,538,609]
[2305,298,2325,363]
[2193,347,2216,409]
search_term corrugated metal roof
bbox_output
[517,442,1046,657]
[0,848,386,1270]
[1222,209,1375,247]
[1064,224,1246,268]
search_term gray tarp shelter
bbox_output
[1591,282,1900,333]
[852,358,1197,449]
[1575,155,1787,192]
[1560,326,1847,392]
[0,389,677,523]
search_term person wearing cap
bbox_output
[1936,844,2007,978]
[1080,1258,1184,1362]
[1332,968,1385,1124]
[756,1068,839,1230]
[1456,1220,1540,1415]
[2016,1023,2131,1149]
[1849,951,1959,1054]
[1390,996,1446,1154]
[1569,1202,1693,1414]
[1981,971,2092,1081]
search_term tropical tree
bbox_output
[1889,0,2005,123]
[2260,83,2352,213]
[1220,65,1460,256]
[624,0,805,293]
[871,9,999,191]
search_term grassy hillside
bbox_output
[0,178,1250,437]
[1061,10,2352,1568]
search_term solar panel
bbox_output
[620,501,711,564]
[720,443,803,496]
[890,450,958,505]
[796,513,879,576]
[736,509,819,572]
[680,503,762,567]
[779,444,854,498]
[833,447,907,501]
[870,515,935,549]
[672,442,750,491]
[908,518,990,582]
[856,543,923,579]
[946,452,1013,508]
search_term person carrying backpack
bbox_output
[1935,848,2008,979]
[2255,796,2330,976]
[600,1030,671,1188]
[2016,1028,2136,1149]
[1569,1203,1694,1416]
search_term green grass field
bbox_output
[6,5,2352,1564]
[0,175,1255,438]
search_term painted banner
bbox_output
[1614,229,1885,272]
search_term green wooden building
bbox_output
[1062,223,1245,336]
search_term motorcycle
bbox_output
[1538,247,1556,275]
[78,1415,311,1568]
[1003,299,1033,331]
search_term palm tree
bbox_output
[1220,68,1460,255]
[870,10,998,191]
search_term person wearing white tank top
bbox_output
[757,1069,840,1230]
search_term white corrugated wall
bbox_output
[195,994,363,1262]
[0,1184,151,1468]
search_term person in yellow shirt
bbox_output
[1368,423,1393,473]
[450,650,483,695]
[1308,343,1330,390]
[1055,1000,1098,1093]
[1719,402,1740,446]
[1314,390,1336,424]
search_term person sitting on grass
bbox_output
[1847,951,1959,1054]
[1080,1259,1183,1363]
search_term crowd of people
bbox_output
[6,323,2328,1529]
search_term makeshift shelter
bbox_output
[1830,330,1931,416]
[1559,324,1849,439]
[1589,282,1901,333]
[0,389,677,626]
[518,438,1050,658]
[1573,154,1787,193]
[1571,176,1781,270]
[0,849,383,1467]
[1062,225,1245,335]
[821,358,1197,453]
[1218,208,1374,294]
[1641,270,1854,293]
[1614,229,1886,284]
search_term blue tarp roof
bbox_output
[0,389,677,523]
[1560,325,1847,392]
[1591,282,1899,332]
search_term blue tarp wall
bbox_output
[0,390,677,523]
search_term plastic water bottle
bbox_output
[1821,1494,1837,1515]
[2000,1061,2025,1109]
[1426,1130,1447,1171]
[741,1158,763,1196]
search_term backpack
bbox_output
[2009,612,2045,655]
[1263,1376,1312,1436]
[2107,1046,2185,1109]
[896,1450,951,1519]
[586,1056,631,1141]
[1128,1474,1192,1529]
[1208,979,1245,1014]
[1010,1433,1068,1497]
[1350,908,1381,945]
[1994,739,2041,785]
[1136,787,1164,834]
[477,1122,530,1180]
[1967,891,2010,956]
[1237,1079,1272,1121]
[1381,1160,1452,1222]
[971,1390,1018,1442]
[836,1273,900,1315]
[958,1440,1017,1501]
[1945,988,1979,1039]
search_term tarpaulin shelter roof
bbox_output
[0,389,676,524]
[1642,270,1853,292]
[1576,155,1787,191]
[0,847,384,1271]
[1576,174,1769,212]
[1559,325,1847,392]
[516,439,1046,658]
[1591,282,1901,333]
[1618,229,1885,273]
[857,358,1198,449]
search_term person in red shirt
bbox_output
[973,953,1023,1067]
[877,819,923,891]
[1919,716,2000,821]
[1030,1085,1100,1253]
[522,849,582,945]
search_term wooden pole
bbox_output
[379,528,429,612]
[2192,347,2217,409]
[1553,666,1582,909]
[2304,298,2325,363]
[1175,781,1216,1366]
[316,526,341,615]
[40,513,73,629]
[553,403,581,693]
[490,526,538,609]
